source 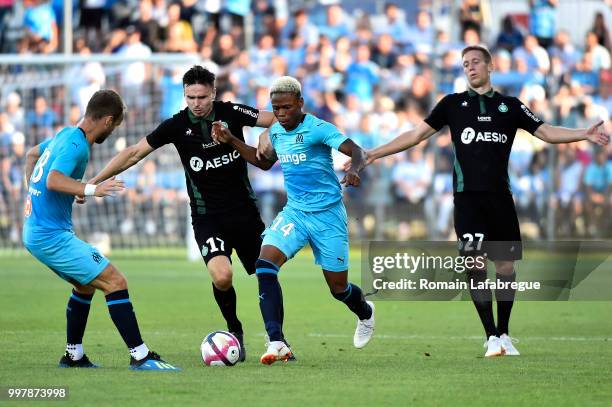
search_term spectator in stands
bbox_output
[0,111,14,154]
[252,0,278,44]
[593,69,612,114]
[406,9,433,55]
[163,15,197,52]
[492,49,526,95]
[371,33,398,70]
[549,30,579,74]
[344,44,379,110]
[68,104,81,126]
[552,146,584,236]
[391,147,432,214]
[80,0,106,51]
[319,3,352,43]
[228,50,256,102]
[281,8,318,48]
[375,2,409,46]
[135,0,165,52]
[0,0,13,50]
[117,26,152,123]
[126,159,163,236]
[151,0,169,28]
[529,0,557,49]
[1,130,25,243]
[21,0,58,54]
[249,34,276,73]
[513,34,550,74]
[4,92,24,132]
[459,0,484,38]
[425,135,454,238]
[68,43,106,114]
[590,11,611,52]
[495,15,524,53]
[438,50,462,95]
[224,0,251,45]
[585,31,611,71]
[352,13,373,47]
[163,2,195,52]
[25,95,56,144]
[212,33,240,66]
[462,26,480,47]
[570,54,599,95]
[583,148,611,236]
[280,31,306,76]
[382,53,416,103]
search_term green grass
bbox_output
[1,251,612,406]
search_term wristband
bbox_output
[84,184,97,196]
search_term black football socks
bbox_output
[212,283,243,334]
[332,283,372,320]
[495,271,517,335]
[105,289,146,357]
[467,269,499,338]
[255,259,283,342]
[66,289,93,360]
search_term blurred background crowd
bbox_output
[0,0,611,250]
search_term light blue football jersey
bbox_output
[23,127,90,239]
[269,114,348,211]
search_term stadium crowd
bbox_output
[0,0,611,247]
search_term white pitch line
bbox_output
[305,333,612,342]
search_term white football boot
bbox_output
[484,335,505,357]
[260,341,293,365]
[500,334,520,356]
[353,301,375,349]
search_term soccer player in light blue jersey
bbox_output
[22,90,179,371]
[212,76,375,364]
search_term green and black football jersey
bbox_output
[147,101,260,216]
[424,88,543,193]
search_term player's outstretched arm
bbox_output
[47,170,125,197]
[90,137,154,184]
[339,139,366,187]
[534,120,610,146]
[255,111,278,128]
[368,121,437,163]
[211,121,277,170]
[24,144,43,188]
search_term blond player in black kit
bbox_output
[360,45,609,357]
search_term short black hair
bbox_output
[183,65,216,87]
[85,90,125,122]
[461,45,492,64]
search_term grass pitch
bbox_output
[1,250,611,406]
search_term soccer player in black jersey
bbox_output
[362,45,609,357]
[89,66,279,361]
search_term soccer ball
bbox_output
[201,331,241,366]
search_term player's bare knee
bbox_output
[107,267,128,292]
[494,261,515,275]
[73,283,95,296]
[327,280,348,294]
[212,269,233,290]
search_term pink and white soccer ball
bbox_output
[201,331,241,366]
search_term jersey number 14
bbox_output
[270,216,295,237]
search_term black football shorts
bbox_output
[192,212,265,274]
[453,192,522,261]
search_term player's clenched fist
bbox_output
[341,170,361,187]
[211,121,233,144]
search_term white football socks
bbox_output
[66,343,84,361]
[130,343,150,361]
